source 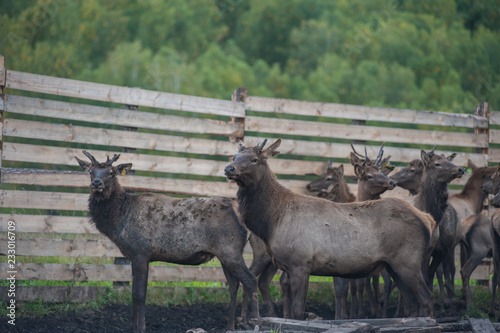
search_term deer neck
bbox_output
[357,182,380,201]
[236,166,286,243]
[88,182,129,241]
[415,175,449,224]
[457,168,493,213]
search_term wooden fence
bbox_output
[0,54,497,302]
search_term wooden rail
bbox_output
[0,61,495,303]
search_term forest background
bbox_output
[1,0,500,115]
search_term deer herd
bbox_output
[76,138,500,333]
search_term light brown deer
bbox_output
[225,138,435,320]
[76,151,259,332]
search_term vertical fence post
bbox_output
[473,102,490,155]
[230,87,247,143]
[113,103,138,287]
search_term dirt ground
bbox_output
[0,298,475,333]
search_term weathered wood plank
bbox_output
[0,214,98,234]
[489,111,500,126]
[0,190,88,211]
[2,143,336,177]
[0,168,238,197]
[0,238,123,257]
[5,72,245,117]
[468,318,496,333]
[252,317,373,333]
[0,262,227,282]
[246,96,488,129]
[243,136,488,167]
[0,286,231,303]
[4,119,239,156]
[245,116,488,148]
[4,95,243,137]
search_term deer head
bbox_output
[225,139,281,187]
[306,162,344,195]
[420,148,464,183]
[390,159,424,195]
[76,150,132,197]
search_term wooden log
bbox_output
[251,317,373,333]
[245,116,488,149]
[245,96,488,129]
[5,71,245,117]
[468,318,496,333]
[0,262,227,282]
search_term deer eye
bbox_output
[326,176,332,181]
[367,174,374,179]
[251,158,258,164]
[409,168,415,173]
[435,162,441,167]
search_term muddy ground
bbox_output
[0,298,476,333]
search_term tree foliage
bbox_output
[1,0,499,112]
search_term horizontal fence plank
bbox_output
[0,168,238,197]
[0,214,97,234]
[0,263,227,282]
[490,111,500,126]
[0,190,88,211]
[2,143,341,176]
[4,118,238,156]
[243,136,488,167]
[246,96,489,129]
[5,72,245,117]
[0,238,123,257]
[4,95,243,137]
[245,116,488,148]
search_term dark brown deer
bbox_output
[225,138,435,320]
[414,148,464,316]
[394,158,495,306]
[76,151,259,333]
[479,164,500,316]
[306,161,355,320]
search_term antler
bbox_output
[82,150,98,164]
[256,139,268,152]
[105,154,121,166]
[350,143,370,166]
[374,142,386,167]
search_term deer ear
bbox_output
[421,150,431,166]
[354,164,364,178]
[338,164,344,174]
[238,140,246,152]
[447,153,457,162]
[262,138,281,159]
[115,163,133,176]
[76,156,91,172]
[350,152,361,166]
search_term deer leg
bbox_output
[441,248,457,316]
[221,265,240,330]
[242,254,270,321]
[288,272,310,320]
[460,242,469,301]
[257,263,279,317]
[333,277,348,319]
[280,272,292,318]
[490,231,500,317]
[355,278,365,318]
[349,279,357,319]
[365,275,381,317]
[461,246,490,305]
[131,258,149,333]
[221,258,259,328]
[381,269,393,318]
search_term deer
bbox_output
[393,158,495,306]
[306,161,355,320]
[349,143,396,319]
[480,163,500,316]
[414,148,464,316]
[225,138,436,320]
[76,151,259,333]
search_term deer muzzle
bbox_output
[91,179,104,192]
